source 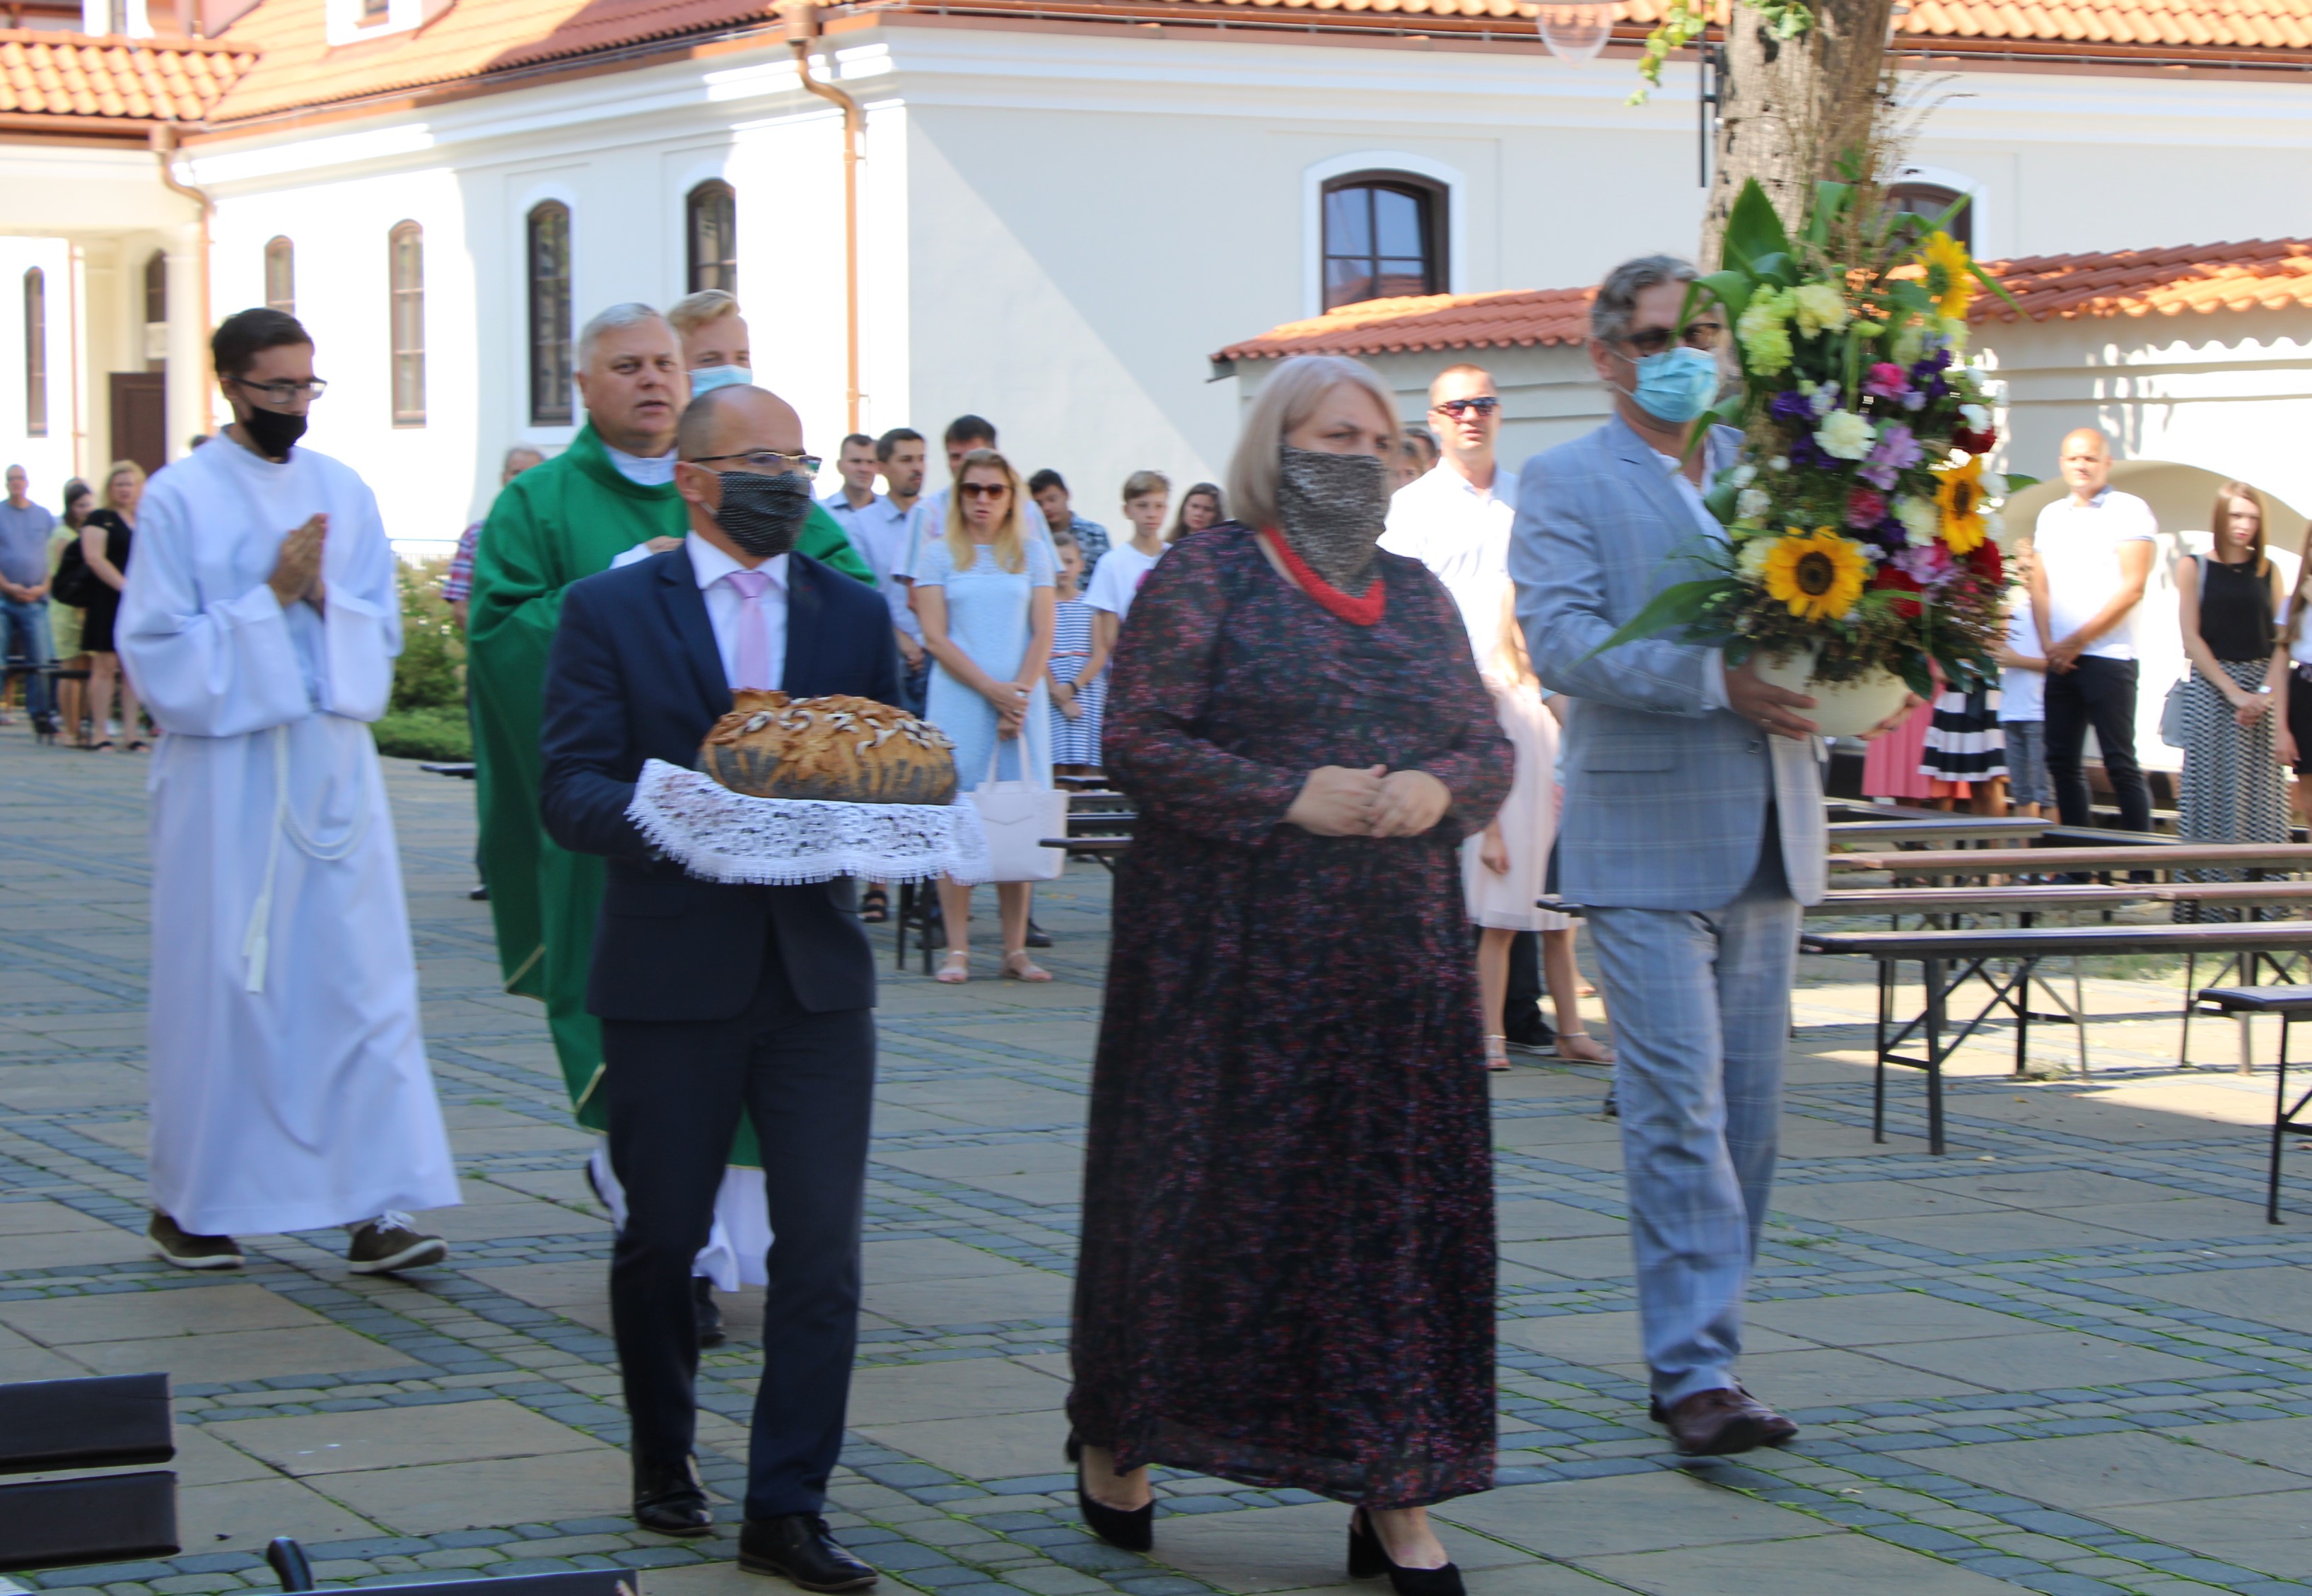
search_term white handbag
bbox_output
[966,743,1067,883]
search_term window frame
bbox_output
[1318,171,1447,313]
[264,236,295,315]
[23,269,47,440]
[389,221,426,428]
[1886,182,1974,252]
[527,200,574,428]
[686,180,737,296]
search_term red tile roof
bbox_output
[0,28,255,123]
[1977,237,2312,321]
[1218,241,2312,364]
[187,0,2311,127]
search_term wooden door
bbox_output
[107,373,166,476]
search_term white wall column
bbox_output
[163,221,206,462]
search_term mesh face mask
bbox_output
[1274,445,1393,590]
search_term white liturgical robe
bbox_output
[119,437,460,1238]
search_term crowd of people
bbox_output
[10,240,2311,1596]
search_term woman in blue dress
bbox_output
[914,448,1058,982]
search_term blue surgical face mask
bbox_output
[689,364,752,396]
[1625,345,1720,424]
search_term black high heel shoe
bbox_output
[1065,1433,1153,1552]
[1348,1510,1464,1596]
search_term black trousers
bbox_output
[602,950,876,1520]
[2044,655,2153,832]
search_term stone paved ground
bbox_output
[9,723,2312,1596]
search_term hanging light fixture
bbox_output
[1531,0,1613,65]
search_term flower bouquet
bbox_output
[1601,177,2034,737]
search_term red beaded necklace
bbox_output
[1259,529,1386,627]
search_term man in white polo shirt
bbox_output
[2028,427,2158,832]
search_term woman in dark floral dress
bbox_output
[1067,356,1514,1595]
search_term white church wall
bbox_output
[0,237,78,507]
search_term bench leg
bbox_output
[2180,950,2197,1067]
[2271,1018,2290,1226]
[1925,955,1947,1156]
[1873,960,1891,1145]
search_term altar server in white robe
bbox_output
[119,307,460,1274]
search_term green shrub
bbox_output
[394,555,465,713]
[373,706,472,762]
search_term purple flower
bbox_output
[1872,423,1925,472]
[1902,391,1927,413]
[1869,515,1910,555]
[1809,382,1841,418]
[1787,434,1835,472]
[1858,459,1898,491]
[1769,389,1814,426]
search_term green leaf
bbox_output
[2002,471,2040,492]
[1884,279,1933,316]
[1722,180,1791,275]
[1693,269,1754,322]
[1966,256,2025,314]
[1583,578,1727,660]
[1806,181,1854,248]
[1748,251,1797,288]
[1703,480,1740,522]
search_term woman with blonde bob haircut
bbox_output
[1065,353,1512,1593]
[80,458,147,751]
[912,446,1056,981]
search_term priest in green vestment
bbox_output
[469,302,867,1194]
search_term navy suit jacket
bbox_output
[539,545,906,1023]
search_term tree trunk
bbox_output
[1703,0,1897,261]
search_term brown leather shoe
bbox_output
[1659,1387,1799,1455]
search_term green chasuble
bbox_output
[467,423,869,1157]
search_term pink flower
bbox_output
[1862,361,1910,400]
[1845,487,1888,528]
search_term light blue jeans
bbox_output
[1585,823,1800,1406]
[0,597,54,721]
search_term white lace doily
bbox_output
[629,760,993,886]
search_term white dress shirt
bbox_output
[1382,460,1519,663]
[688,534,788,691]
[835,493,922,641]
[2033,486,2158,660]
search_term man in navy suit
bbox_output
[541,384,900,1588]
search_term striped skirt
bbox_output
[2180,659,2289,868]
[1920,685,2006,783]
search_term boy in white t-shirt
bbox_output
[1081,469,1171,686]
[1994,546,2053,818]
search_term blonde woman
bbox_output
[913,447,1057,982]
[1467,589,1612,1069]
[81,460,146,751]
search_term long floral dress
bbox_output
[1067,524,1514,1510]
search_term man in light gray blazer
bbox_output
[1510,255,1834,1457]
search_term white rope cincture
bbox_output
[243,722,371,994]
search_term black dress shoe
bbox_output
[1024,918,1054,949]
[1347,1509,1463,1596]
[694,1277,726,1349]
[740,1514,877,1590]
[633,1457,713,1537]
[1065,1433,1152,1551]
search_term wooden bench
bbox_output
[2191,986,2312,1224]
[264,1538,631,1596]
[0,1373,176,1573]
[419,761,477,780]
[1830,843,2312,881]
[1801,922,2312,1154]
[1826,818,2050,850]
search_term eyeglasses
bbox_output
[227,375,328,404]
[691,450,823,476]
[956,481,1011,500]
[1618,323,1724,357]
[1432,397,1502,418]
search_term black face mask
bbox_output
[1275,445,1393,590]
[713,470,814,558]
[238,404,308,461]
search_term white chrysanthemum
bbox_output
[1980,471,2009,499]
[1730,464,1758,488]
[1985,507,2008,546]
[1736,487,1772,521]
[1739,536,1775,579]
[1792,281,1852,336]
[1959,402,1990,429]
[1769,456,1790,474]
[1891,319,1926,366]
[1815,409,1874,461]
[1896,496,1940,547]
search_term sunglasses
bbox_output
[957,481,1011,500]
[1618,323,1724,357]
[1432,397,1501,418]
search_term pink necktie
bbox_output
[725,568,773,689]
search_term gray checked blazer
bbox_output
[1509,415,1827,912]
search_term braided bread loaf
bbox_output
[699,691,959,806]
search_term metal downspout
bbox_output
[151,122,216,436]
[783,4,864,435]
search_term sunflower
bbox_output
[1760,527,1869,623]
[1935,455,1990,553]
[1919,230,1975,320]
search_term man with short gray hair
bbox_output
[0,464,59,734]
[1512,253,1840,1458]
[469,305,766,1350]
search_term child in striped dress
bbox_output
[1046,530,1105,775]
